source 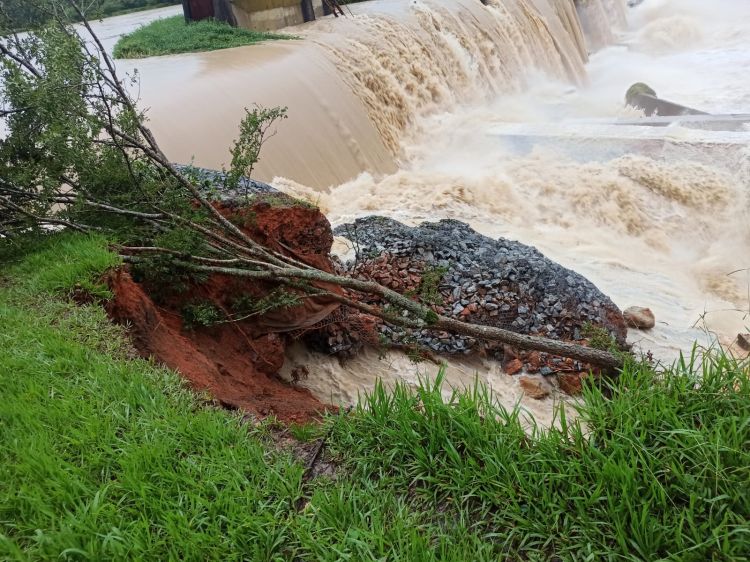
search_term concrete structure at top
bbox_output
[182,0,329,31]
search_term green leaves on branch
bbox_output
[232,288,302,319]
[0,10,285,262]
[130,227,210,292]
[0,22,160,235]
[181,289,302,330]
[181,300,223,329]
[226,105,288,195]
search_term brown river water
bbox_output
[89,0,749,424]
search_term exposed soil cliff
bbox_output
[106,194,340,422]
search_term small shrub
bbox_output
[182,300,223,329]
[232,288,302,318]
[582,321,619,351]
[418,265,448,306]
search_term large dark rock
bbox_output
[625,83,707,117]
[623,306,656,330]
[335,216,627,357]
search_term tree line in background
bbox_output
[2,0,178,30]
[96,0,179,17]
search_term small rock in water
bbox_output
[519,376,552,400]
[503,358,523,376]
[557,373,585,396]
[623,306,656,330]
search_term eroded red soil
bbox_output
[106,197,341,422]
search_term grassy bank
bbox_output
[1,234,749,560]
[113,15,292,59]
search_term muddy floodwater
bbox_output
[95,0,749,425]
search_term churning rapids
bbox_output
[97,0,748,423]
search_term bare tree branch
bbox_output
[120,255,625,369]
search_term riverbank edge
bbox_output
[112,14,296,59]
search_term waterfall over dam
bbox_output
[125,0,625,187]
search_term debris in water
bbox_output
[623,306,656,330]
[519,376,552,400]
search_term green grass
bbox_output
[0,235,306,560]
[1,233,749,560]
[331,362,750,560]
[112,15,292,59]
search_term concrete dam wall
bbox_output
[231,0,325,31]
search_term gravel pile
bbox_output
[176,165,276,200]
[335,216,627,358]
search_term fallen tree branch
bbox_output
[120,255,626,370]
[0,197,91,233]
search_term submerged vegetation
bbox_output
[1,234,749,560]
[112,15,292,58]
